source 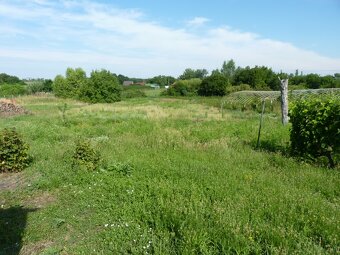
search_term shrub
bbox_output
[121,89,146,99]
[289,97,340,168]
[79,69,121,103]
[0,84,27,97]
[72,140,101,171]
[0,128,31,172]
[198,73,229,96]
[164,79,201,96]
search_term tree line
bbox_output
[1,61,339,99]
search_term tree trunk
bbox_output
[279,78,289,125]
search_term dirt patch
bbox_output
[0,172,28,191]
[23,192,57,209]
[20,240,54,255]
[0,99,29,117]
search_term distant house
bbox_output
[123,81,134,86]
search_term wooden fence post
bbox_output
[279,78,289,125]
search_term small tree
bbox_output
[0,128,31,172]
[289,97,339,168]
[198,73,229,96]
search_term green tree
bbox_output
[42,79,53,92]
[80,69,121,103]
[221,59,236,82]
[198,73,229,96]
[0,73,23,84]
[53,75,69,98]
[148,75,175,87]
[179,68,208,80]
[234,66,279,90]
[53,68,87,98]
[65,67,87,98]
[305,74,321,89]
[165,78,201,96]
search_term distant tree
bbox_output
[221,59,236,82]
[179,68,208,80]
[65,67,87,98]
[148,75,175,87]
[198,73,229,96]
[319,75,336,88]
[80,69,121,103]
[234,66,279,90]
[305,74,321,89]
[53,68,87,98]
[42,79,53,92]
[165,78,201,96]
[0,73,23,84]
[53,75,70,98]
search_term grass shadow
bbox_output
[251,139,290,156]
[0,206,37,255]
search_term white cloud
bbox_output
[0,0,339,78]
[187,17,210,26]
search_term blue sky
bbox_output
[0,0,339,78]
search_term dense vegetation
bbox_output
[53,68,121,103]
[0,128,31,172]
[290,97,340,168]
[0,94,338,254]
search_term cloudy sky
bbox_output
[0,0,339,78]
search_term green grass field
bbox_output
[0,94,339,254]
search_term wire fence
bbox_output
[223,88,340,107]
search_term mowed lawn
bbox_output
[0,94,339,254]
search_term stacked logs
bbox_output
[0,99,29,117]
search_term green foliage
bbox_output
[148,75,175,87]
[104,161,134,176]
[53,68,87,99]
[234,66,279,90]
[164,78,201,96]
[121,89,146,99]
[221,59,236,82]
[0,128,31,172]
[54,68,121,103]
[226,84,251,94]
[80,69,121,103]
[179,68,208,80]
[72,140,101,171]
[0,73,23,84]
[198,73,229,96]
[289,97,340,167]
[0,84,27,97]
[1,95,339,254]
[26,79,53,94]
[53,75,71,98]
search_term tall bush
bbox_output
[165,78,201,96]
[80,69,121,103]
[289,97,339,168]
[198,73,229,96]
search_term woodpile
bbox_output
[0,99,29,117]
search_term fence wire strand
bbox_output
[223,88,340,106]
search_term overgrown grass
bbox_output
[0,94,339,254]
